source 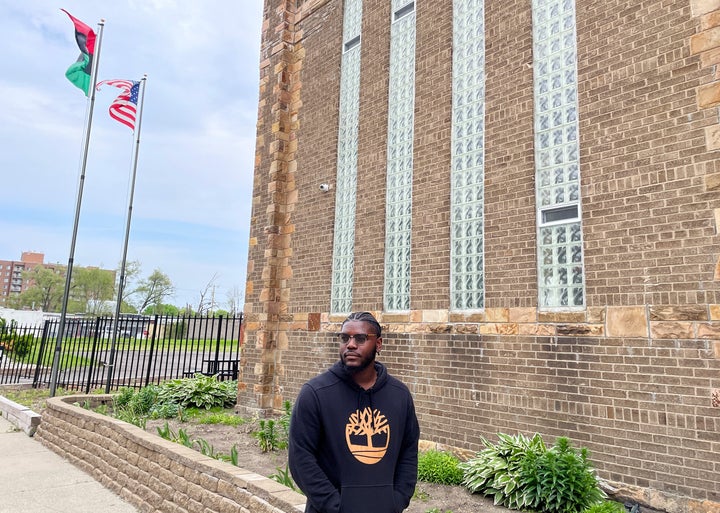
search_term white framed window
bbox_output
[330,0,363,314]
[384,0,417,312]
[532,0,585,308]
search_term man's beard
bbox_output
[341,347,377,373]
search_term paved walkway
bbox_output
[0,415,139,513]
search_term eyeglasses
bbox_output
[337,333,378,344]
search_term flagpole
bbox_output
[105,75,148,393]
[49,19,105,397]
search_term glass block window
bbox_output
[384,0,416,312]
[330,0,363,314]
[532,0,585,308]
[450,0,485,311]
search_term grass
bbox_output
[1,385,246,427]
[0,386,85,412]
[191,410,248,426]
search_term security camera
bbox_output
[319,183,331,192]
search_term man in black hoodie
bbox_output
[289,311,420,513]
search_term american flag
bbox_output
[96,79,140,130]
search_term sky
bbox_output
[0,1,263,310]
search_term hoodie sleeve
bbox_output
[393,391,420,510]
[289,383,341,513]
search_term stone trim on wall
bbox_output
[36,395,305,513]
[244,304,720,344]
[689,0,720,280]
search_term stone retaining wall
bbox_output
[36,395,306,513]
[0,394,41,435]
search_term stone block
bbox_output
[518,323,556,336]
[484,308,509,322]
[650,305,708,321]
[538,311,586,323]
[698,82,720,108]
[706,172,720,191]
[606,306,648,338]
[705,125,720,154]
[509,307,536,323]
[691,0,720,16]
[421,309,449,323]
[650,321,695,339]
[698,322,720,339]
[0,396,41,436]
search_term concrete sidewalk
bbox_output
[0,415,139,513]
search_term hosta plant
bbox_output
[459,432,547,510]
[460,433,607,513]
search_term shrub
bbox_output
[459,433,606,512]
[252,400,293,452]
[518,437,606,513]
[156,374,237,409]
[417,450,464,485]
[10,333,35,359]
[460,432,546,510]
[114,387,135,409]
[584,501,626,513]
[253,418,285,452]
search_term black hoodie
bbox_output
[289,361,420,513]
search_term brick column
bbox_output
[239,0,303,414]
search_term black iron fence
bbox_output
[0,314,243,392]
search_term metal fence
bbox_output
[0,314,243,392]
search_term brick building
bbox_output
[0,252,61,306]
[239,1,720,510]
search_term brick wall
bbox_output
[36,395,305,513]
[241,1,720,511]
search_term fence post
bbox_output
[32,320,53,388]
[85,317,102,394]
[212,315,223,374]
[144,315,159,387]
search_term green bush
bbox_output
[584,501,626,513]
[112,385,161,428]
[114,387,135,409]
[518,437,605,513]
[156,374,237,409]
[417,450,463,485]
[131,384,160,415]
[459,433,605,512]
[252,400,293,452]
[10,333,35,359]
[460,432,546,510]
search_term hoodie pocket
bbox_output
[340,484,399,513]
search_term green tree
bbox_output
[10,266,65,311]
[142,303,180,316]
[118,259,141,305]
[73,267,116,315]
[133,269,174,314]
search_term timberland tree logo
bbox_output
[345,407,390,464]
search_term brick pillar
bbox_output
[238,0,302,415]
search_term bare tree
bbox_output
[195,273,219,316]
[225,285,244,316]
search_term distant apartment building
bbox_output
[0,252,62,305]
[0,252,115,308]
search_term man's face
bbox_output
[339,320,382,372]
